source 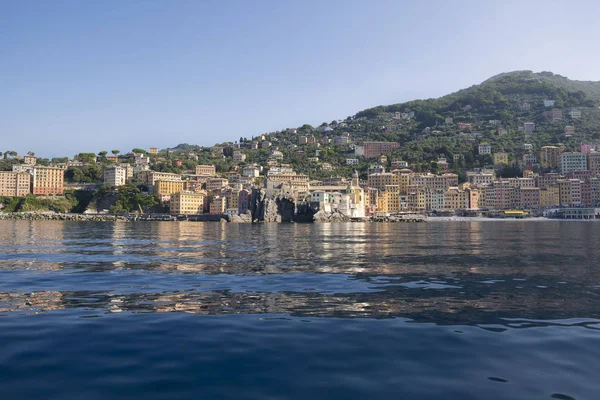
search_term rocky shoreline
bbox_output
[0,211,428,223]
[0,212,129,221]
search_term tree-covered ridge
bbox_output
[355,70,598,122]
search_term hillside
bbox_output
[228,70,600,179]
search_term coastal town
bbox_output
[1,133,600,220]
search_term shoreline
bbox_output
[0,212,598,222]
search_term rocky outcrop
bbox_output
[313,210,350,223]
[229,211,252,223]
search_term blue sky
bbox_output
[1,0,599,158]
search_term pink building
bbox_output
[581,144,598,154]
[238,189,250,214]
[362,141,400,159]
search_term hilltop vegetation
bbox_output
[224,70,600,179]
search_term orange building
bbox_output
[0,171,31,196]
[32,167,64,195]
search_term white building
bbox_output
[570,110,582,119]
[346,158,359,165]
[242,166,260,177]
[478,143,492,155]
[558,152,588,174]
[544,100,555,107]
[104,166,128,186]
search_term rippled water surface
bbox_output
[1,220,599,399]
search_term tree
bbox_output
[132,148,146,154]
[111,150,120,155]
[98,151,108,157]
[77,153,96,164]
[27,151,35,156]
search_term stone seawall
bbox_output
[0,212,129,221]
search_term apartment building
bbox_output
[540,146,562,170]
[367,173,399,192]
[238,189,251,214]
[169,191,205,215]
[558,179,582,207]
[588,151,600,175]
[209,196,227,214]
[32,166,64,195]
[411,173,458,191]
[206,178,229,192]
[362,141,400,159]
[104,166,128,186]
[154,180,185,203]
[558,152,588,174]
[195,165,217,176]
[0,171,31,196]
[138,171,181,186]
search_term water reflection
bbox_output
[1,220,599,328]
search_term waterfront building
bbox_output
[238,189,251,214]
[32,166,64,195]
[539,186,560,208]
[154,180,185,203]
[169,191,205,215]
[0,171,31,196]
[558,179,582,207]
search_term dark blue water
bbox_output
[1,220,599,399]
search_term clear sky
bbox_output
[1,0,599,158]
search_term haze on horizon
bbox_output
[1,0,599,158]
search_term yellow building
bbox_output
[466,187,480,209]
[367,173,399,192]
[223,188,241,210]
[138,171,181,186]
[148,147,158,155]
[539,186,560,208]
[493,152,509,165]
[169,191,205,215]
[384,185,400,213]
[154,180,185,203]
[32,167,64,195]
[391,169,412,194]
[444,187,467,210]
[539,146,562,170]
